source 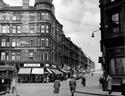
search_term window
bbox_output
[30,12,35,21]
[110,57,125,75]
[16,52,20,60]
[41,52,44,60]
[17,39,20,47]
[30,39,33,46]
[41,25,45,33]
[12,16,16,20]
[1,52,5,60]
[37,38,40,46]
[111,0,115,2]
[12,25,16,33]
[1,39,6,47]
[29,52,33,60]
[46,25,49,33]
[6,38,9,47]
[111,13,120,33]
[45,52,48,60]
[41,38,45,46]
[17,25,21,33]
[37,24,40,33]
[12,39,16,47]
[2,25,7,33]
[45,38,49,46]
[30,24,35,33]
[12,52,16,60]
[6,51,9,60]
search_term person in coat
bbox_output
[53,78,60,94]
[69,76,76,96]
[81,75,86,86]
[106,75,112,94]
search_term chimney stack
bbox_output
[22,0,29,9]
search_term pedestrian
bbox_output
[106,75,112,94]
[53,77,60,94]
[121,79,125,96]
[100,74,107,91]
[69,76,76,96]
[81,75,86,86]
[10,77,17,95]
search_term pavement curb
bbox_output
[75,91,121,96]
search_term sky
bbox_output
[3,0,102,69]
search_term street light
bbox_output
[91,29,100,37]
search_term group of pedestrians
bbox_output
[99,74,112,94]
[53,74,86,96]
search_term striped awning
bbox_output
[31,68,44,74]
[50,69,62,74]
[18,68,31,74]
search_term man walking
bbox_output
[69,76,76,96]
[53,77,60,94]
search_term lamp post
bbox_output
[91,29,100,37]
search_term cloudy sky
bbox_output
[3,0,102,69]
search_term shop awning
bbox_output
[18,68,31,74]
[50,69,62,74]
[46,68,53,74]
[31,68,44,74]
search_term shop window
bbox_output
[1,52,5,60]
[110,57,125,75]
[1,39,6,47]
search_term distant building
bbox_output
[0,0,94,83]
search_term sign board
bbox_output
[24,63,40,67]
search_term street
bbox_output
[3,72,122,96]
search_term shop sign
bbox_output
[24,63,40,67]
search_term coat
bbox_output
[53,80,60,93]
[107,75,112,90]
[69,79,76,88]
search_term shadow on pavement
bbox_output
[75,91,120,96]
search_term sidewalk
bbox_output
[75,73,122,96]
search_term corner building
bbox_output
[0,0,91,83]
[99,0,125,87]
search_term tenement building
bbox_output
[0,0,94,83]
[99,0,125,87]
